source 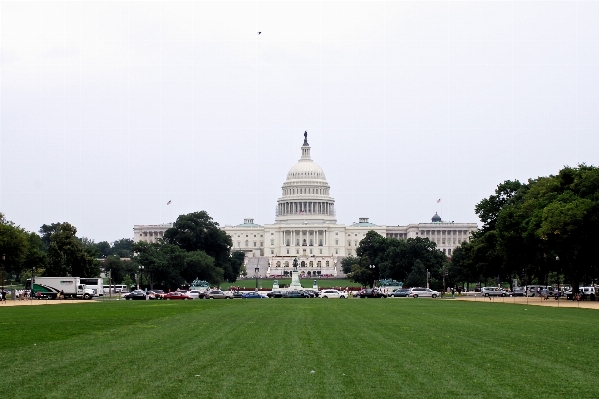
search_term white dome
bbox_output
[286,160,326,181]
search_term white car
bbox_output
[187,290,202,299]
[407,287,439,298]
[319,289,347,299]
[481,287,507,297]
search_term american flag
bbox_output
[167,200,171,205]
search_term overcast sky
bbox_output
[1,1,598,243]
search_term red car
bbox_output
[163,292,192,300]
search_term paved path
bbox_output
[0,299,96,307]
[455,295,599,309]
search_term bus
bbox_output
[103,284,128,294]
[80,278,104,297]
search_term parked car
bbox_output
[359,289,387,298]
[124,290,147,300]
[407,287,439,298]
[267,290,284,298]
[186,290,207,299]
[205,290,233,299]
[283,290,309,298]
[319,289,347,299]
[481,287,507,297]
[302,290,317,298]
[241,292,267,299]
[150,290,165,299]
[388,288,410,298]
[163,292,192,300]
[232,291,244,299]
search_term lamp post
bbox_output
[426,269,430,289]
[1,254,5,298]
[369,264,376,288]
[138,265,144,289]
[255,266,260,291]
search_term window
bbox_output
[348,250,352,255]
[335,239,339,245]
[309,261,313,267]
[310,249,313,254]
[448,249,452,256]
[326,261,329,267]
[276,261,281,267]
[317,261,321,267]
[354,240,357,246]
[270,250,274,255]
[296,249,299,254]
[286,249,289,254]
[319,249,322,254]
[284,261,289,267]
[335,248,338,254]
[347,241,350,246]
[286,239,290,246]
[254,242,256,247]
[296,239,299,246]
[245,240,248,246]
[271,239,274,245]
[237,241,240,247]
[260,242,263,247]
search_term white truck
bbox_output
[26,277,95,300]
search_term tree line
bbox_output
[346,165,599,294]
[0,210,244,290]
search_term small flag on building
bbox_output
[437,199,441,203]
[167,200,171,205]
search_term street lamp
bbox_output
[369,264,376,288]
[255,267,260,291]
[1,254,5,297]
[426,269,430,289]
[138,265,144,289]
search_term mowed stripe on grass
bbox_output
[1,299,598,399]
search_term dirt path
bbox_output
[0,299,97,307]
[455,295,599,309]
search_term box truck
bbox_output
[25,277,95,300]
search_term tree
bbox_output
[0,213,29,278]
[44,223,99,277]
[163,211,236,281]
[341,255,360,274]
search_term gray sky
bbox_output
[1,1,598,243]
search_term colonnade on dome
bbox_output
[276,201,335,217]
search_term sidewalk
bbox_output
[455,295,599,310]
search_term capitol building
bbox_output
[134,133,477,278]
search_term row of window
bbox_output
[274,260,331,268]
[283,187,329,196]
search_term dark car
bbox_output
[267,290,284,298]
[359,289,387,298]
[242,292,267,299]
[283,290,309,298]
[163,292,192,300]
[388,288,410,298]
[124,290,147,300]
[232,291,244,299]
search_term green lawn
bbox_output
[1,299,598,398]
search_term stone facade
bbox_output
[222,134,477,278]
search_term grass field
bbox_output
[1,299,598,399]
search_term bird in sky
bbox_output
[258,31,261,34]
